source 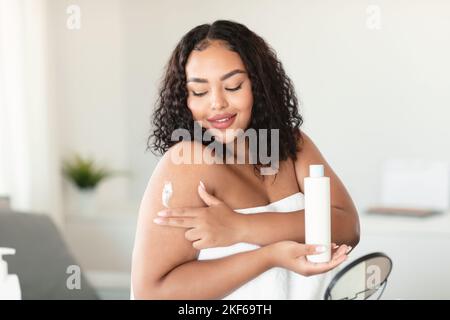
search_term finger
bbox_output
[185,228,202,241]
[315,255,347,273]
[153,216,197,228]
[304,254,347,274]
[302,244,329,256]
[328,253,348,268]
[332,245,350,260]
[157,208,198,217]
[331,243,339,255]
[197,181,222,206]
[192,239,208,250]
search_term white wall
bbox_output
[48,0,132,213]
[119,0,450,212]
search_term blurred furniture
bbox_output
[350,211,450,299]
[0,209,98,299]
[62,211,137,299]
[379,159,449,212]
[0,196,11,210]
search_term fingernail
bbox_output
[199,181,205,190]
[157,211,168,217]
[316,246,326,253]
[346,246,352,254]
[153,218,164,224]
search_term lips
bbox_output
[207,113,237,129]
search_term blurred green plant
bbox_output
[62,154,125,190]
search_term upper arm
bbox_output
[293,130,358,214]
[131,142,217,298]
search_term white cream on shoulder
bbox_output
[162,181,173,208]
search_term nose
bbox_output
[210,89,228,111]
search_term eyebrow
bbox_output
[186,69,246,83]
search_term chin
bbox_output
[207,127,244,145]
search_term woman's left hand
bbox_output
[153,182,244,250]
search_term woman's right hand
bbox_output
[267,241,350,277]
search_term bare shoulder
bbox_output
[137,140,224,230]
[294,130,329,168]
[294,129,337,191]
[157,140,225,197]
[293,129,356,211]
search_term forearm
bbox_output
[331,207,360,248]
[239,208,360,247]
[138,245,274,300]
[239,211,305,246]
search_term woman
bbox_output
[131,20,360,300]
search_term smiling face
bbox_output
[185,40,253,144]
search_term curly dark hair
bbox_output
[147,20,304,167]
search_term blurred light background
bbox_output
[0,0,449,299]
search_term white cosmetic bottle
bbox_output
[0,248,21,300]
[305,164,331,263]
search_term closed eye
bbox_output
[192,91,207,97]
[191,82,243,97]
[226,82,243,92]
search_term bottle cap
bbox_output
[310,164,324,178]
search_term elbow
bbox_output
[133,284,170,300]
[132,275,169,300]
[132,283,162,300]
[348,213,361,249]
[332,207,360,249]
[335,230,360,249]
[349,226,360,249]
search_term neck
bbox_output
[224,135,253,164]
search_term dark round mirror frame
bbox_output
[324,252,393,300]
